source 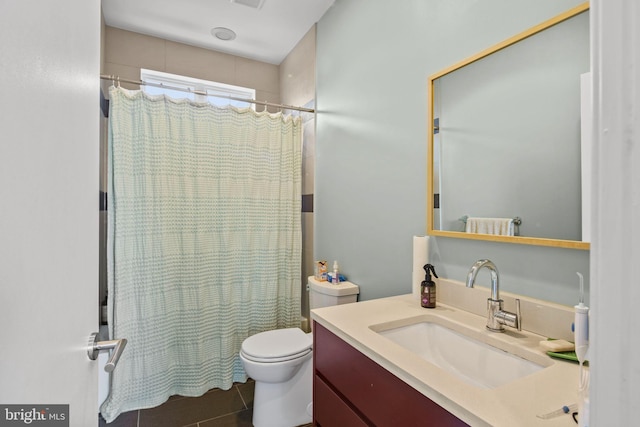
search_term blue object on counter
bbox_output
[536,403,578,419]
[327,272,347,282]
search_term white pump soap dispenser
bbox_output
[574,272,589,362]
[332,260,340,284]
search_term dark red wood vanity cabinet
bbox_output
[313,322,469,426]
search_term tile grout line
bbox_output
[235,383,248,409]
[193,408,249,426]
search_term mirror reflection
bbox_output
[428,4,590,249]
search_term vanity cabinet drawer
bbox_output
[313,321,468,426]
[314,375,368,427]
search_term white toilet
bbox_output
[240,277,359,427]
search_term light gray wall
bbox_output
[315,0,589,306]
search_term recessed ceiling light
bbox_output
[211,27,237,41]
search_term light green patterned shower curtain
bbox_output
[102,87,301,422]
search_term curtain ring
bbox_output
[116,76,121,88]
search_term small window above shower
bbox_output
[140,69,256,109]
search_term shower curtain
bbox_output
[102,87,302,422]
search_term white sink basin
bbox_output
[377,321,545,389]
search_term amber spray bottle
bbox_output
[421,264,438,308]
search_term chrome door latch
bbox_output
[87,332,127,372]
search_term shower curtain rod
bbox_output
[100,74,315,113]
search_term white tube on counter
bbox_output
[412,236,430,301]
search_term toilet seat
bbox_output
[241,328,312,363]
[241,348,312,364]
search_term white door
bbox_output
[0,1,101,426]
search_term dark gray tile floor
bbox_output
[99,380,312,427]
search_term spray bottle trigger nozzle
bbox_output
[423,264,438,281]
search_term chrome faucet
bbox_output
[466,259,521,332]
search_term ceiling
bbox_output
[102,0,336,65]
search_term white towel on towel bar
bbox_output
[465,217,515,236]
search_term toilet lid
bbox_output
[241,328,312,361]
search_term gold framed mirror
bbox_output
[427,3,590,250]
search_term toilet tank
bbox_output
[308,276,359,310]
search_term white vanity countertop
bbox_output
[311,294,582,427]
